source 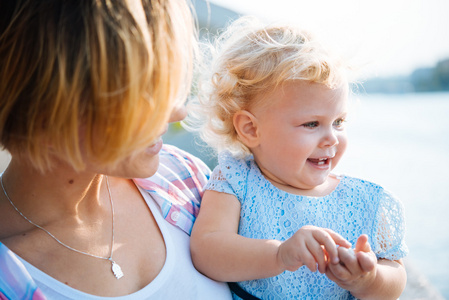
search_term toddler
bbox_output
[189,17,408,299]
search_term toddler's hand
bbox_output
[325,234,377,294]
[277,225,351,274]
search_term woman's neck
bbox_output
[0,156,107,228]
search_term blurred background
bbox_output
[166,0,449,298]
[0,0,447,298]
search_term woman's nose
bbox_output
[168,105,187,123]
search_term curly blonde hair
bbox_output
[188,16,349,158]
[0,0,196,171]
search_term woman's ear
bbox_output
[233,110,259,148]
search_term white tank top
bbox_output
[18,187,232,300]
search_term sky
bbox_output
[210,0,449,78]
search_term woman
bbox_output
[0,0,231,299]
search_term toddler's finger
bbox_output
[297,240,319,272]
[356,252,376,273]
[355,234,370,252]
[322,229,351,264]
[303,253,318,272]
[309,243,327,273]
[311,230,339,265]
[324,228,351,247]
[327,259,351,281]
[338,246,359,274]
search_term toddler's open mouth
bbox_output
[307,157,330,166]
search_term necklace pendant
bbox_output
[111,261,124,279]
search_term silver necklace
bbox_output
[0,175,124,279]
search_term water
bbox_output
[333,92,449,298]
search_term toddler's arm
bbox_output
[325,234,407,299]
[190,190,351,282]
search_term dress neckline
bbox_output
[250,159,346,199]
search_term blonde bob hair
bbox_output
[0,0,196,171]
[189,16,349,158]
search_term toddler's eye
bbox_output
[333,118,346,128]
[303,121,319,128]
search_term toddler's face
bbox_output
[249,80,348,194]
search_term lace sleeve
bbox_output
[371,190,409,260]
[205,167,236,196]
[204,151,251,202]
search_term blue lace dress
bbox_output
[206,151,408,300]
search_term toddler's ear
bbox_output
[233,110,259,148]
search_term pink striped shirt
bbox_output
[133,144,211,235]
